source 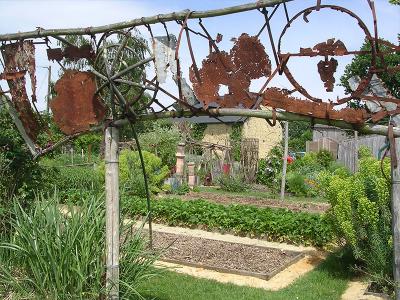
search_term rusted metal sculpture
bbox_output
[50,70,106,135]
[190,33,271,108]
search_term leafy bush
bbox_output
[117,149,169,197]
[0,193,159,299]
[139,122,180,167]
[257,145,283,190]
[319,150,393,292]
[217,174,249,193]
[286,172,307,196]
[316,150,334,168]
[171,182,190,195]
[124,197,334,247]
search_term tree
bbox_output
[288,120,312,152]
[340,39,400,100]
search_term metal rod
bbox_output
[0,0,292,41]
[280,121,288,200]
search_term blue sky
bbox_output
[0,0,399,111]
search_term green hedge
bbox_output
[124,197,334,247]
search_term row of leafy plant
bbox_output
[318,147,394,295]
[123,197,334,247]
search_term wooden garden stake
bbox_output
[105,126,120,299]
[391,137,400,300]
[280,121,288,200]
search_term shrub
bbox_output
[286,172,307,196]
[257,145,283,190]
[123,197,334,247]
[171,182,190,195]
[117,149,169,197]
[139,122,180,167]
[0,193,159,299]
[320,151,393,292]
[217,174,249,193]
[316,150,334,168]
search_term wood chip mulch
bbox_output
[152,231,302,277]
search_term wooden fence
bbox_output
[337,134,386,172]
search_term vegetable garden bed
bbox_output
[151,231,304,280]
[171,191,330,214]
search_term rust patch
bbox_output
[263,88,368,124]
[0,70,26,80]
[47,44,95,62]
[50,70,106,135]
[300,38,347,57]
[190,33,271,108]
[317,57,338,92]
[1,41,40,140]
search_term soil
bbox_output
[176,191,330,214]
[151,230,301,276]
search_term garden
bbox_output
[0,100,395,299]
[0,0,399,299]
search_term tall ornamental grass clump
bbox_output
[318,147,393,293]
[0,193,159,299]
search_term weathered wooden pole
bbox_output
[392,138,400,300]
[104,126,120,299]
[280,121,289,200]
[46,66,51,113]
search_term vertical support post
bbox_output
[392,138,400,300]
[176,142,186,183]
[187,162,196,189]
[354,130,358,173]
[46,66,51,113]
[105,126,120,299]
[280,121,289,200]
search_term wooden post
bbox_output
[280,121,289,200]
[105,126,120,299]
[354,130,358,173]
[46,66,51,113]
[392,138,400,300]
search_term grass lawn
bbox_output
[197,186,327,203]
[138,252,353,300]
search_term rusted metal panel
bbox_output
[50,70,106,135]
[263,88,368,124]
[1,41,40,140]
[47,44,95,62]
[190,33,271,108]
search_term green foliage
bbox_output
[286,150,339,197]
[191,123,207,141]
[0,193,159,299]
[117,149,169,197]
[319,151,393,291]
[288,121,312,152]
[139,121,181,167]
[256,145,283,190]
[124,197,334,247]
[340,39,400,101]
[73,132,103,154]
[217,174,249,193]
[171,182,190,195]
[0,108,44,202]
[316,150,334,168]
[230,124,243,161]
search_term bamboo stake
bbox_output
[280,121,288,200]
[0,0,291,41]
[105,126,120,299]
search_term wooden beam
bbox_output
[105,126,120,299]
[113,108,400,138]
[0,0,291,41]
